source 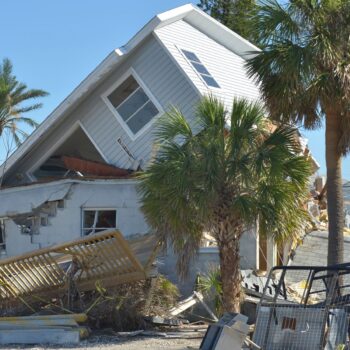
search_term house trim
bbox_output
[27,121,108,180]
[101,68,164,141]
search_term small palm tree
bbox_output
[138,96,311,312]
[0,58,48,146]
[245,0,350,266]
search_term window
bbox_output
[82,209,117,236]
[106,75,159,136]
[181,49,220,89]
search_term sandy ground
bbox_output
[0,335,202,350]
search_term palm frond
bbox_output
[247,0,350,141]
[153,107,193,144]
[138,97,311,277]
[0,58,47,143]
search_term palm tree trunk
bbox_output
[326,113,344,266]
[218,236,241,313]
[214,209,242,313]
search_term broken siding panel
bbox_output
[155,20,261,110]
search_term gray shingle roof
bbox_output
[290,231,350,267]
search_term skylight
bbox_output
[181,49,220,88]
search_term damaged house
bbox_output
[0,4,317,293]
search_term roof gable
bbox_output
[0,4,259,178]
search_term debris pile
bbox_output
[0,230,165,344]
[0,230,158,314]
[85,275,180,331]
[307,176,350,235]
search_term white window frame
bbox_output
[101,68,164,141]
[177,46,221,90]
[81,208,117,236]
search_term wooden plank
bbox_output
[0,314,87,323]
[104,238,132,274]
[0,319,78,328]
[45,253,65,281]
[14,261,40,290]
[40,254,61,283]
[35,254,61,286]
[0,272,18,298]
[0,329,80,344]
[27,256,51,287]
[0,272,20,298]
[22,258,45,288]
[2,264,28,295]
[93,237,115,271]
[101,236,126,271]
[87,239,111,275]
[78,240,105,276]
[112,235,142,273]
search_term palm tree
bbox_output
[198,0,259,46]
[138,96,311,312]
[245,0,350,266]
[0,58,48,146]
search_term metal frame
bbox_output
[254,264,350,349]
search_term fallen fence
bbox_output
[0,230,159,305]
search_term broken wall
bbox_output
[2,180,148,258]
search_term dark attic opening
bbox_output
[33,126,130,180]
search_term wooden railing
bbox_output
[0,231,150,301]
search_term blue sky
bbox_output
[0,0,349,179]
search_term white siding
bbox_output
[154,20,260,111]
[4,35,200,185]
[4,20,261,186]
